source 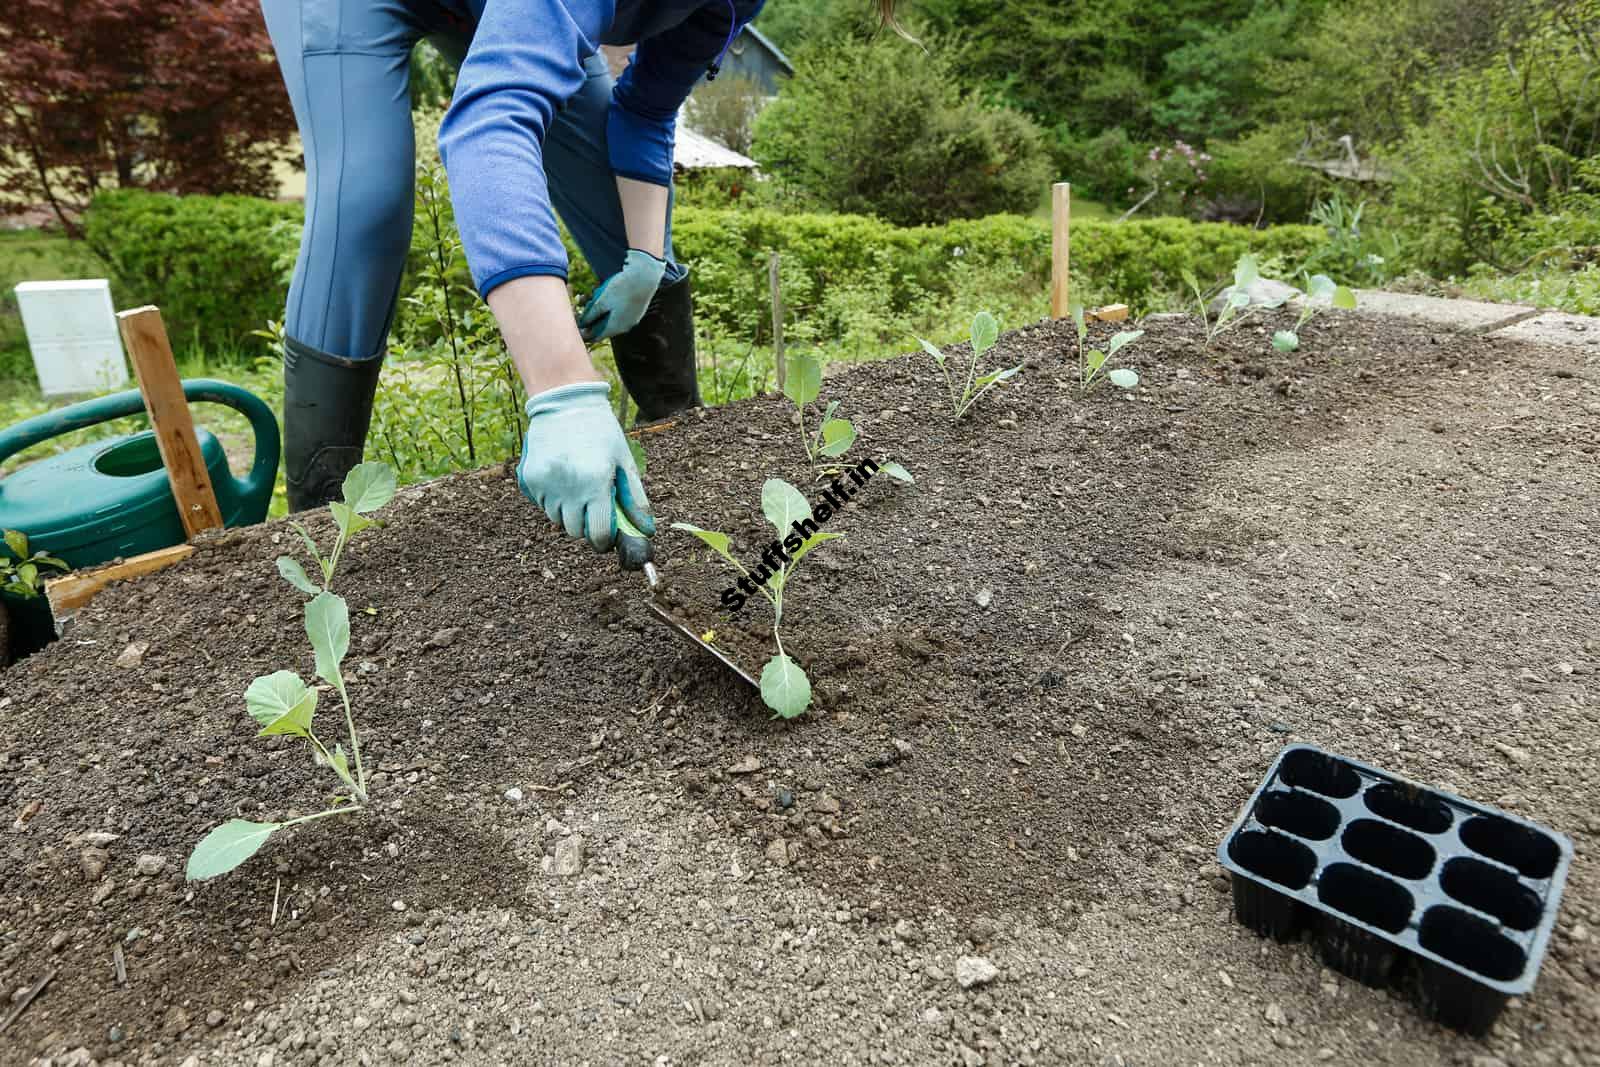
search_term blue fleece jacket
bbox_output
[439,0,764,298]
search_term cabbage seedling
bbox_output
[784,350,913,486]
[1071,305,1143,395]
[785,349,858,476]
[672,478,841,719]
[276,462,398,595]
[1271,274,1357,352]
[187,462,398,882]
[1,529,68,599]
[1182,253,1292,346]
[918,311,1023,421]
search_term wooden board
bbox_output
[46,544,195,615]
[1088,304,1131,323]
[1050,183,1071,319]
[116,307,224,537]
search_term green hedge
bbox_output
[670,206,1325,337]
[83,189,1325,351]
[84,190,302,347]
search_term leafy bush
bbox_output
[1388,3,1600,273]
[84,189,302,346]
[751,40,1050,225]
[1051,126,1145,207]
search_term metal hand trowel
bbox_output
[615,499,759,690]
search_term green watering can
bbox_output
[0,379,280,571]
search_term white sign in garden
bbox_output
[14,279,129,398]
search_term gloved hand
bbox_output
[577,249,667,342]
[517,381,655,553]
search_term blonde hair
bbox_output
[876,0,919,42]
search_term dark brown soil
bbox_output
[3,309,1598,1066]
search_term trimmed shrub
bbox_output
[85,189,1326,353]
[84,189,301,346]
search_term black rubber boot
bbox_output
[608,269,702,423]
[283,336,384,513]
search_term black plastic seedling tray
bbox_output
[1217,745,1572,1036]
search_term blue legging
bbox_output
[260,0,683,362]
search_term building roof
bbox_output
[674,126,759,171]
[739,25,794,74]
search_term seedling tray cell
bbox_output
[1217,745,1572,1037]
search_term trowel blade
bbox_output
[642,563,760,691]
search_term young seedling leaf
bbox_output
[276,556,321,595]
[785,531,841,571]
[671,522,733,559]
[917,337,946,367]
[18,563,35,588]
[187,819,279,881]
[1272,330,1301,352]
[1227,289,1251,310]
[783,351,821,407]
[34,554,68,571]
[818,418,856,458]
[1107,368,1140,389]
[1234,253,1260,290]
[1071,304,1087,345]
[1332,285,1357,310]
[305,591,351,689]
[1105,330,1145,359]
[761,479,813,538]
[3,529,27,558]
[822,399,840,422]
[1180,268,1201,293]
[330,744,351,783]
[289,521,326,578]
[342,461,397,514]
[244,670,313,728]
[329,501,375,539]
[1306,274,1336,302]
[971,311,999,356]
[879,461,914,484]
[760,654,811,719]
[974,364,1022,388]
[1087,349,1107,372]
[258,688,317,739]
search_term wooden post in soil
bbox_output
[116,306,223,538]
[769,252,785,394]
[1050,182,1071,320]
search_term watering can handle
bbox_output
[0,379,281,509]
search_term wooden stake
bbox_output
[768,252,785,394]
[116,306,223,538]
[46,544,196,615]
[1050,183,1071,319]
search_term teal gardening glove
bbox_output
[577,249,668,342]
[518,381,654,557]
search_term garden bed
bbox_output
[3,311,1597,1066]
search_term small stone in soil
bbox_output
[424,628,460,650]
[554,834,585,876]
[975,589,993,608]
[134,854,167,876]
[955,956,999,989]
[504,787,524,802]
[114,642,149,668]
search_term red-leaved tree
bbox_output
[0,0,294,235]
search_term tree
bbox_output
[0,0,295,235]
[751,40,1049,225]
